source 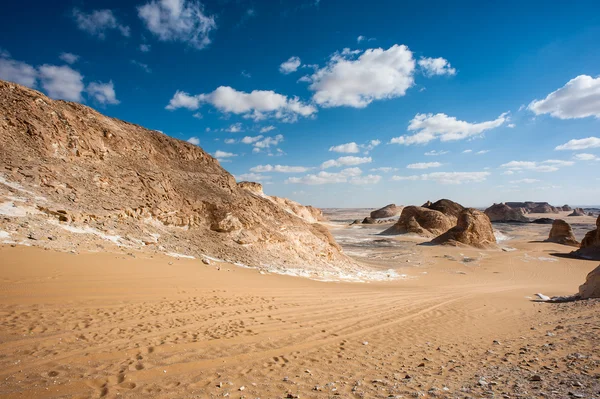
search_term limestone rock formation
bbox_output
[530,203,559,214]
[381,206,453,237]
[571,215,600,260]
[238,181,264,196]
[370,204,402,219]
[0,80,350,275]
[578,264,600,299]
[546,219,579,247]
[484,203,530,223]
[562,205,572,212]
[505,201,559,214]
[423,199,465,222]
[532,218,554,224]
[431,208,496,248]
[568,208,586,217]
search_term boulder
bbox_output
[423,199,465,221]
[532,218,554,224]
[545,219,579,247]
[431,208,497,248]
[571,215,600,260]
[578,264,600,299]
[362,217,377,224]
[568,208,585,217]
[484,203,530,223]
[561,205,572,212]
[370,204,402,219]
[381,206,454,237]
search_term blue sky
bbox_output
[1,0,600,207]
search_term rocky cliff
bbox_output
[0,80,355,278]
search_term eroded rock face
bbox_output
[0,80,350,274]
[572,215,600,260]
[381,206,453,237]
[578,264,600,299]
[484,203,530,223]
[568,208,586,217]
[546,219,579,247]
[370,204,402,219]
[423,199,465,222]
[238,181,264,196]
[562,205,572,212]
[431,208,497,248]
[505,202,559,213]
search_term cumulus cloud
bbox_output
[390,112,508,145]
[72,8,130,38]
[214,150,236,159]
[391,171,490,184]
[59,52,79,64]
[279,56,301,74]
[225,123,243,133]
[477,150,490,155]
[249,164,310,173]
[131,60,152,73]
[406,162,442,169]
[418,57,456,76]
[424,150,449,156]
[253,134,284,152]
[329,142,360,153]
[510,178,540,184]
[286,167,380,185]
[86,80,120,105]
[308,44,415,108]
[260,125,276,133]
[321,156,372,169]
[38,65,84,101]
[574,153,599,161]
[555,137,600,150]
[462,149,473,153]
[370,167,398,173]
[0,55,37,88]
[500,160,574,173]
[241,135,264,144]
[236,172,271,182]
[140,44,151,52]
[138,0,216,49]
[528,75,600,119]
[187,136,200,145]
[165,86,316,122]
[224,138,236,144]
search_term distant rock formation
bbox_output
[571,215,600,260]
[431,208,497,248]
[505,201,559,214]
[546,219,579,247]
[562,205,572,212]
[370,204,402,219]
[568,208,586,217]
[484,203,530,223]
[423,199,465,222]
[578,264,600,299]
[532,218,555,224]
[530,203,559,213]
[381,206,453,237]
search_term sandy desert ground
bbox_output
[0,210,599,398]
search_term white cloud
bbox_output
[329,142,360,153]
[236,173,271,182]
[418,57,456,76]
[86,80,120,105]
[260,125,276,133]
[241,70,251,78]
[424,150,449,156]
[357,35,365,43]
[574,153,599,161]
[528,75,600,119]
[249,164,310,173]
[59,52,79,64]
[214,150,236,159]
[308,44,415,108]
[187,136,200,145]
[165,86,316,122]
[364,139,381,152]
[131,60,152,73]
[476,150,490,155]
[253,134,284,151]
[224,138,236,144]
[462,149,473,154]
[370,167,398,173]
[321,156,372,169]
[241,135,263,144]
[510,178,540,184]
[555,137,600,150]
[72,8,130,38]
[225,123,243,133]
[138,0,216,50]
[502,170,514,175]
[38,65,84,101]
[406,162,442,169]
[392,171,490,184]
[0,55,37,88]
[279,56,301,74]
[507,123,516,128]
[500,159,574,173]
[193,112,202,119]
[390,112,508,145]
[286,167,378,185]
[140,44,151,52]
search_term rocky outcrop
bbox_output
[484,203,530,223]
[238,181,264,196]
[562,205,572,212]
[505,202,559,213]
[431,208,497,248]
[568,208,586,217]
[381,206,453,237]
[532,218,554,224]
[0,80,350,275]
[546,219,579,247]
[578,264,600,299]
[530,203,559,214]
[423,199,465,222]
[571,215,600,260]
[370,204,402,219]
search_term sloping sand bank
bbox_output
[0,245,598,398]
